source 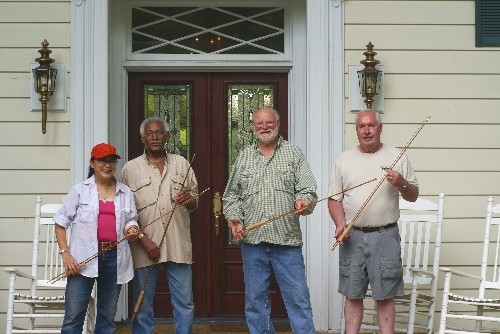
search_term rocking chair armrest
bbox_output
[439,266,480,281]
[4,267,36,281]
[410,268,434,277]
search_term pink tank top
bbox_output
[97,200,117,242]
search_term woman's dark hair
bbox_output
[87,158,95,178]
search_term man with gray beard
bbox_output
[223,107,318,333]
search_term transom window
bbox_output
[132,6,285,54]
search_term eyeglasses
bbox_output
[145,130,166,138]
[94,158,118,166]
[253,121,276,127]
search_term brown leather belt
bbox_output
[98,241,117,251]
[353,222,398,233]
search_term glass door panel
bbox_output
[144,84,191,158]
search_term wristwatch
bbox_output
[138,232,145,239]
[400,181,409,192]
[59,249,70,255]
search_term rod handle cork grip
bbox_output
[245,220,268,231]
[245,207,305,231]
[332,222,353,251]
[337,225,351,242]
[57,262,87,280]
[132,290,145,321]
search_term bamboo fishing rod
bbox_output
[132,155,196,321]
[49,188,209,284]
[331,116,430,251]
[242,178,377,233]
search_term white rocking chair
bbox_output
[438,196,500,333]
[4,195,95,334]
[358,193,445,334]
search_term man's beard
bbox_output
[254,128,279,144]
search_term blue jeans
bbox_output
[132,262,194,334]
[62,250,121,334]
[240,242,315,334]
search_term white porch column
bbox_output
[71,0,110,184]
[305,0,344,331]
[71,0,130,322]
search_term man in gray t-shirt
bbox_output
[328,109,419,334]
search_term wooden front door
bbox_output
[128,72,288,318]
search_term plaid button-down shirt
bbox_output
[223,137,317,246]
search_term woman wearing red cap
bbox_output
[54,143,139,333]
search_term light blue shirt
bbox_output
[53,176,138,284]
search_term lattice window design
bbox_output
[132,6,285,54]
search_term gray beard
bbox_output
[255,129,279,144]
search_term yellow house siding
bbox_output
[345,0,474,24]
[346,50,500,74]
[0,24,70,47]
[0,146,70,169]
[0,98,69,121]
[0,49,71,72]
[0,0,71,329]
[0,2,70,23]
[345,0,500,330]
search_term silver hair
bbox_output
[355,109,382,125]
[140,117,171,136]
[252,107,280,122]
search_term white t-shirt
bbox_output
[328,144,418,227]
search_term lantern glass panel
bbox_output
[357,68,381,94]
[33,68,47,92]
[357,71,367,93]
[47,68,58,92]
[375,71,382,93]
[364,69,379,93]
[33,68,58,93]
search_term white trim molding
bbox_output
[304,0,344,331]
[330,0,345,330]
[71,0,110,184]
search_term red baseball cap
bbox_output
[91,143,121,159]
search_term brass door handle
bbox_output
[213,192,222,239]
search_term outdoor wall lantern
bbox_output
[33,39,57,134]
[348,42,384,113]
[357,42,382,109]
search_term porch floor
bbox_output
[115,317,293,334]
